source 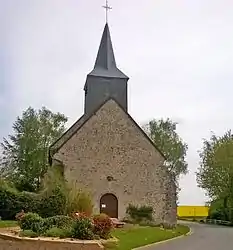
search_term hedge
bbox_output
[0,179,93,220]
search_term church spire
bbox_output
[88,23,128,79]
[84,4,129,116]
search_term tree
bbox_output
[196,130,233,221]
[144,118,188,179]
[0,107,67,192]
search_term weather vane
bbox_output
[102,0,112,23]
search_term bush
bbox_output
[43,215,74,230]
[72,217,94,240]
[0,168,94,220]
[19,230,39,238]
[0,180,39,220]
[126,204,153,223]
[38,186,67,218]
[44,227,72,238]
[39,167,93,218]
[208,198,230,221]
[19,213,75,234]
[93,213,113,239]
[65,183,93,216]
[19,213,44,233]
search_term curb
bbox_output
[132,226,193,250]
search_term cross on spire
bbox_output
[102,0,112,23]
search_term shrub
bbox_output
[93,213,113,239]
[0,168,94,220]
[19,230,39,238]
[43,215,74,230]
[19,213,76,236]
[72,217,94,240]
[44,227,72,238]
[18,191,40,213]
[74,192,93,216]
[19,213,44,233]
[40,167,93,218]
[38,185,67,218]
[65,183,93,216]
[126,204,153,223]
[0,181,39,220]
[0,182,25,220]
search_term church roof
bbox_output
[49,97,166,164]
[88,23,128,79]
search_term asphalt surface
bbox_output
[146,221,233,250]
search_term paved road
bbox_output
[147,221,233,250]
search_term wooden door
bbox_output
[100,193,118,218]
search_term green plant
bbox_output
[126,204,153,223]
[0,171,93,222]
[0,180,39,220]
[39,167,93,218]
[44,227,72,238]
[19,230,39,238]
[65,183,93,216]
[93,213,113,239]
[19,213,44,233]
[38,186,67,218]
[71,217,94,240]
[43,215,74,230]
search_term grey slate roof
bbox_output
[88,23,129,79]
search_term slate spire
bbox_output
[84,23,129,115]
[88,23,128,79]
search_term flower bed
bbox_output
[15,212,114,240]
[0,212,117,250]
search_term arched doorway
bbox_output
[100,193,118,218]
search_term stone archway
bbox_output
[100,193,118,218]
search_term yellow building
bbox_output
[177,206,209,218]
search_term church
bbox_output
[49,22,177,226]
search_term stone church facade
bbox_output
[49,23,177,226]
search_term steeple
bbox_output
[88,23,128,79]
[84,23,129,116]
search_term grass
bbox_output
[104,224,190,250]
[0,220,18,228]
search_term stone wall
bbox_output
[53,99,177,225]
[0,233,103,250]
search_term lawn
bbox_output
[0,220,18,228]
[105,224,190,250]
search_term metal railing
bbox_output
[205,219,232,226]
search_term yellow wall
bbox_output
[177,206,209,217]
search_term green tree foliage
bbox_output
[196,130,233,221]
[144,118,188,178]
[208,198,229,221]
[0,107,67,192]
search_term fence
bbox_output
[205,219,232,226]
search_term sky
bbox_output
[1,0,233,205]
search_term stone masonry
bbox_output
[52,99,177,225]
